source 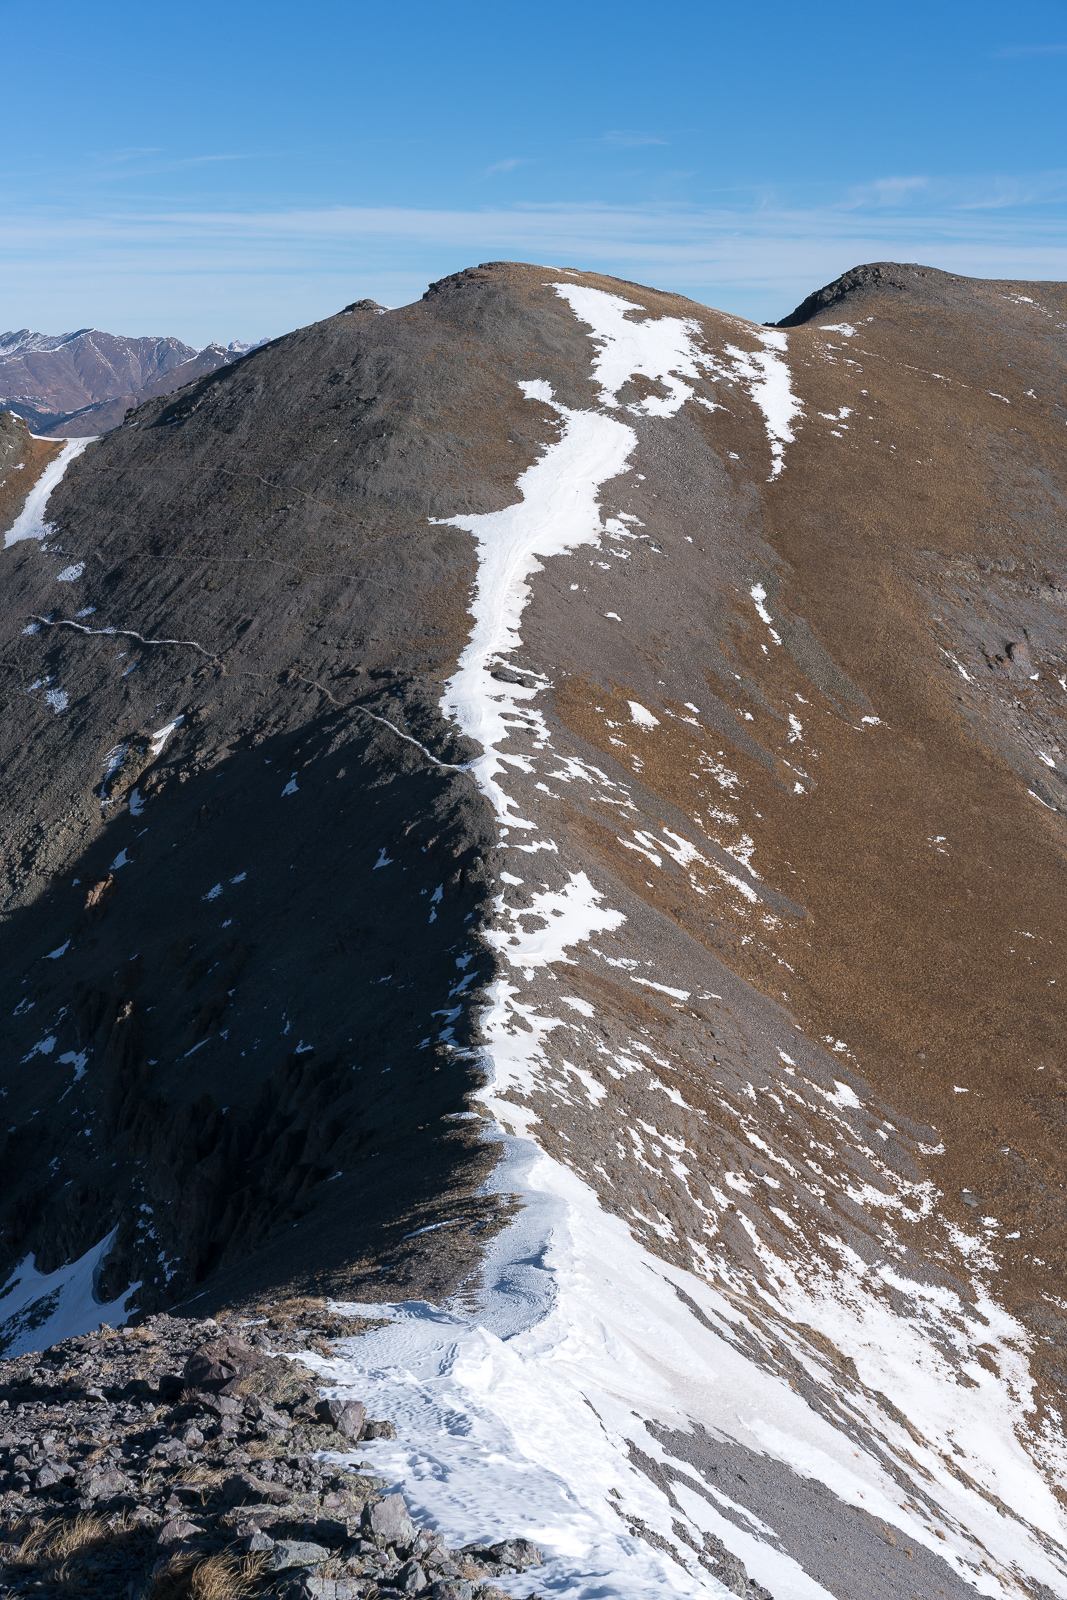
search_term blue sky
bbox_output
[2,0,1066,344]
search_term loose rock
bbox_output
[0,1313,549,1598]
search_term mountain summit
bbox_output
[1,261,1065,1598]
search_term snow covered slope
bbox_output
[2,262,1067,1598]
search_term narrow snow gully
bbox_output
[3,435,95,548]
[437,376,635,827]
[309,287,1067,1600]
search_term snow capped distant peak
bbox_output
[0,328,92,357]
[226,337,270,355]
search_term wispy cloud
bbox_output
[3,175,1066,343]
[844,168,1067,213]
[599,130,669,148]
[845,175,929,209]
[484,158,530,176]
[991,43,1067,58]
[174,153,255,167]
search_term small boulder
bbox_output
[223,1471,293,1505]
[157,1516,202,1544]
[396,1559,427,1593]
[197,1391,240,1417]
[183,1335,269,1392]
[289,1579,362,1600]
[83,1467,127,1500]
[152,1438,188,1463]
[246,1394,291,1430]
[363,1491,416,1545]
[269,1538,331,1571]
[128,1506,162,1528]
[320,1398,366,1439]
[459,1543,495,1564]
[361,1418,397,1440]
[428,1557,463,1580]
[431,1582,473,1600]
[491,1537,543,1569]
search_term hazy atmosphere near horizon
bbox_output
[4,6,1067,1600]
[2,0,1067,341]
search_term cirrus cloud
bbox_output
[3,173,1066,345]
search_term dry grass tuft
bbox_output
[8,1511,150,1591]
[149,1549,268,1600]
[15,1516,63,1562]
[43,1511,114,1563]
[15,1511,115,1564]
[224,1294,387,1342]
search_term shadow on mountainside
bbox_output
[0,277,594,1343]
[0,683,512,1344]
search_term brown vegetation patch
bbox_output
[149,1548,268,1600]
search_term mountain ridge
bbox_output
[1,259,1065,1599]
[0,326,260,437]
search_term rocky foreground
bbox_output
[0,1306,544,1600]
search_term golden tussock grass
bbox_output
[16,1511,111,1564]
[149,1548,269,1600]
[10,1511,151,1590]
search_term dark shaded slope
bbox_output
[0,274,610,1326]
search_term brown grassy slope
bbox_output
[551,269,1067,1324]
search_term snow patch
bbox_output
[3,437,96,548]
[723,332,802,480]
[550,283,707,418]
[439,383,635,825]
[486,872,625,980]
[0,1230,140,1358]
[149,715,184,757]
[750,582,782,645]
[628,700,660,728]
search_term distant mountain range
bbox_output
[0,326,262,437]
